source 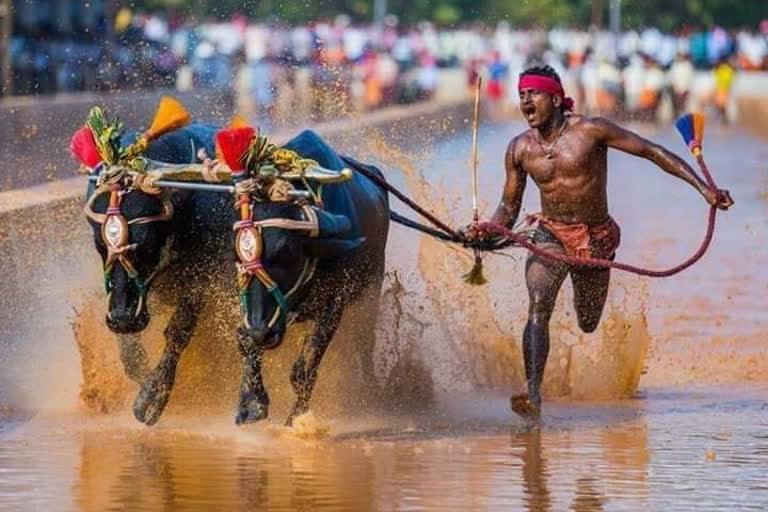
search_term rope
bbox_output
[479,152,724,276]
[341,153,723,279]
[341,156,462,240]
[388,211,461,242]
[474,209,715,277]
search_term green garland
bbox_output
[86,107,125,165]
[241,134,319,180]
[242,134,279,178]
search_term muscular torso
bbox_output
[518,115,610,226]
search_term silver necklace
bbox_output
[538,119,569,159]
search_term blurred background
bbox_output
[1,5,767,510]
[0,0,766,127]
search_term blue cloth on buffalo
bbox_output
[282,130,386,242]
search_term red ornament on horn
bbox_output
[69,126,103,169]
[216,126,256,177]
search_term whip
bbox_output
[462,76,488,285]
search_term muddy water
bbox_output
[1,118,767,510]
[2,387,767,511]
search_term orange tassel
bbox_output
[229,115,249,128]
[144,96,191,141]
[693,112,706,149]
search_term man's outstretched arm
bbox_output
[589,117,732,210]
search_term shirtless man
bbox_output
[465,65,733,421]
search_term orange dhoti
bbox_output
[529,214,621,260]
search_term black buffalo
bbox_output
[83,123,235,425]
[81,126,390,427]
[233,130,390,426]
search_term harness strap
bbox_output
[84,187,174,225]
[266,283,290,325]
[87,186,173,313]
[241,217,318,234]
[235,199,322,329]
[128,200,174,225]
[265,258,317,328]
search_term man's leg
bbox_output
[512,245,568,419]
[570,267,611,333]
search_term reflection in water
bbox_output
[236,458,268,510]
[516,423,644,512]
[74,429,378,511]
[1,388,767,510]
[572,477,606,512]
[521,430,551,512]
[67,402,650,511]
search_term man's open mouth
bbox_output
[523,104,536,117]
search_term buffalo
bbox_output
[73,99,234,424]
[220,128,390,426]
[73,101,390,426]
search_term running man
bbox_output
[464,65,733,421]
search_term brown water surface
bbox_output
[2,387,767,511]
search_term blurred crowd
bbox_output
[5,10,448,124]
[5,9,768,124]
[476,23,768,123]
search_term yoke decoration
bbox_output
[76,96,192,190]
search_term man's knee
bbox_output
[575,301,604,333]
[577,315,601,333]
[572,273,610,333]
[529,293,555,325]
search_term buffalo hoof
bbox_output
[235,393,269,425]
[285,400,309,427]
[133,373,173,426]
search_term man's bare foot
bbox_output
[510,393,541,421]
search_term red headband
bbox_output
[518,75,574,112]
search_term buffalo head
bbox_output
[236,201,363,350]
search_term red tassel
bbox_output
[215,126,255,172]
[69,126,103,169]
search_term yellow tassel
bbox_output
[145,96,190,140]
[462,253,487,286]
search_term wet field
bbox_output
[1,386,767,511]
[1,116,767,510]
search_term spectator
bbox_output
[486,50,509,103]
[5,10,767,130]
[669,51,695,117]
[622,53,646,114]
[637,55,665,122]
[713,57,736,123]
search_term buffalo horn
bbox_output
[144,160,354,185]
[281,166,353,184]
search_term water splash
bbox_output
[354,122,652,400]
